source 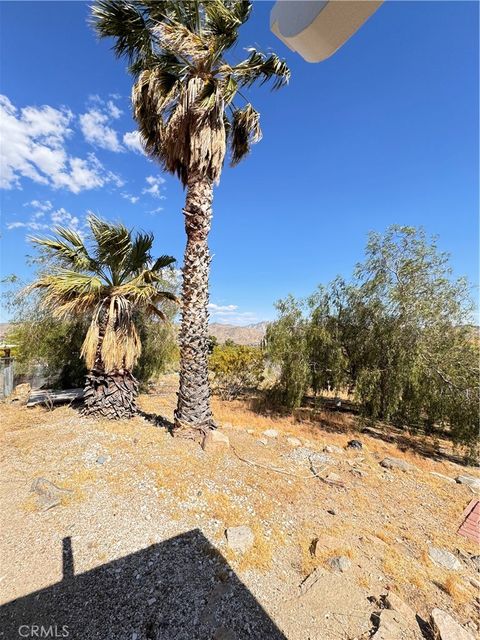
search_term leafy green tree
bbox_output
[91,0,290,439]
[266,296,310,409]
[267,227,479,452]
[28,216,177,418]
[209,342,264,399]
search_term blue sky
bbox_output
[0,1,478,324]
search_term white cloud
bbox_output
[0,95,122,193]
[121,192,139,204]
[7,204,83,234]
[208,302,258,326]
[25,199,53,212]
[107,100,122,119]
[51,207,81,230]
[149,206,164,214]
[209,304,238,312]
[123,130,145,154]
[143,174,166,198]
[79,108,123,152]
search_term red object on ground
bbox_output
[457,499,480,544]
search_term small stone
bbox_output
[328,556,351,572]
[428,547,462,571]
[455,475,480,492]
[327,509,336,516]
[324,472,345,487]
[225,525,254,553]
[246,429,255,435]
[263,429,279,438]
[96,456,107,465]
[431,608,475,640]
[147,597,156,605]
[202,430,230,452]
[286,436,302,447]
[351,468,368,478]
[323,445,343,454]
[346,439,362,450]
[131,633,138,640]
[380,457,412,472]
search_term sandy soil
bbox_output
[0,377,478,639]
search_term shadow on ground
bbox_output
[0,530,286,640]
[138,409,175,432]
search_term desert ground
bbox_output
[0,375,478,639]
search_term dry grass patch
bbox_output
[442,574,473,605]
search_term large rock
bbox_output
[225,526,254,553]
[428,547,462,571]
[384,592,417,625]
[431,608,475,640]
[202,430,230,452]
[372,610,420,640]
[380,457,413,472]
[286,436,302,447]
[455,475,480,492]
[289,571,373,638]
[31,477,72,510]
[9,382,31,405]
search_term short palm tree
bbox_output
[92,0,290,439]
[30,215,177,418]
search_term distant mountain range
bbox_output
[208,322,269,346]
[0,321,269,347]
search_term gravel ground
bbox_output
[0,385,479,639]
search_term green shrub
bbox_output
[209,343,265,400]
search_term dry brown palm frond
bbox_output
[100,296,142,371]
[81,306,103,370]
[162,76,226,184]
[154,21,207,62]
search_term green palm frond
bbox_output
[88,214,132,282]
[232,49,290,90]
[123,231,154,276]
[230,103,262,165]
[29,229,98,273]
[151,254,177,271]
[91,0,154,63]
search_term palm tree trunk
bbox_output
[83,310,138,418]
[174,173,215,439]
[83,368,138,419]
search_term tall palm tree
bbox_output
[92,0,290,440]
[30,215,177,418]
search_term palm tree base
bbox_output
[172,417,216,442]
[83,370,138,419]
